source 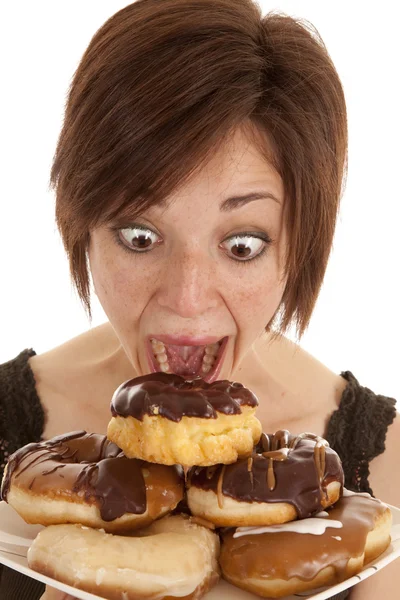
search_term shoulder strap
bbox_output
[325,371,396,495]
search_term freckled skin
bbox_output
[88,125,287,380]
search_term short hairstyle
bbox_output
[51,0,348,337]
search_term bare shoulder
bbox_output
[253,332,348,408]
[30,322,120,368]
[257,332,348,400]
[257,333,400,501]
[246,332,348,434]
[29,322,135,438]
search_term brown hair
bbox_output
[51,0,348,337]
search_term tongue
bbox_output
[165,344,206,377]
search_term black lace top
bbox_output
[0,349,397,600]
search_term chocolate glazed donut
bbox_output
[187,430,344,526]
[109,372,260,421]
[107,373,262,467]
[1,431,184,532]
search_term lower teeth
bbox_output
[153,356,215,377]
[159,364,212,374]
[152,340,222,377]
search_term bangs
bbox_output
[99,120,281,228]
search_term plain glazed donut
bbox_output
[1,431,184,532]
[219,490,392,598]
[107,372,262,466]
[187,430,344,526]
[27,514,220,600]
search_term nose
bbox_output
[156,246,220,319]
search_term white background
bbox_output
[0,1,399,403]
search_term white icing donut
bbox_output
[28,514,220,600]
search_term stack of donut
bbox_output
[1,372,392,599]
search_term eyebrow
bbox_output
[219,191,281,211]
[112,189,281,223]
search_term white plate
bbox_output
[0,501,399,600]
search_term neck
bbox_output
[232,331,344,435]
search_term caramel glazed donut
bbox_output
[187,431,345,527]
[220,491,392,598]
[1,431,184,532]
[107,372,262,466]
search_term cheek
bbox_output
[228,237,287,330]
[232,271,285,322]
[89,245,150,316]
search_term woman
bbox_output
[0,0,398,598]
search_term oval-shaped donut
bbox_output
[107,373,262,466]
[1,431,184,532]
[219,491,392,598]
[187,430,344,526]
[28,514,220,600]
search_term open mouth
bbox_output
[147,336,229,383]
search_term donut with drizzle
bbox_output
[1,431,184,532]
[107,372,262,467]
[220,490,392,598]
[187,430,344,526]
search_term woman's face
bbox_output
[89,126,287,382]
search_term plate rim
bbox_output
[0,501,399,600]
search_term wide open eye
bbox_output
[220,233,270,261]
[118,225,161,252]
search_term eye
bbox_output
[220,233,270,261]
[118,225,161,252]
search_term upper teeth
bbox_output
[150,338,222,375]
[202,354,215,365]
[205,343,220,356]
[156,352,168,363]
